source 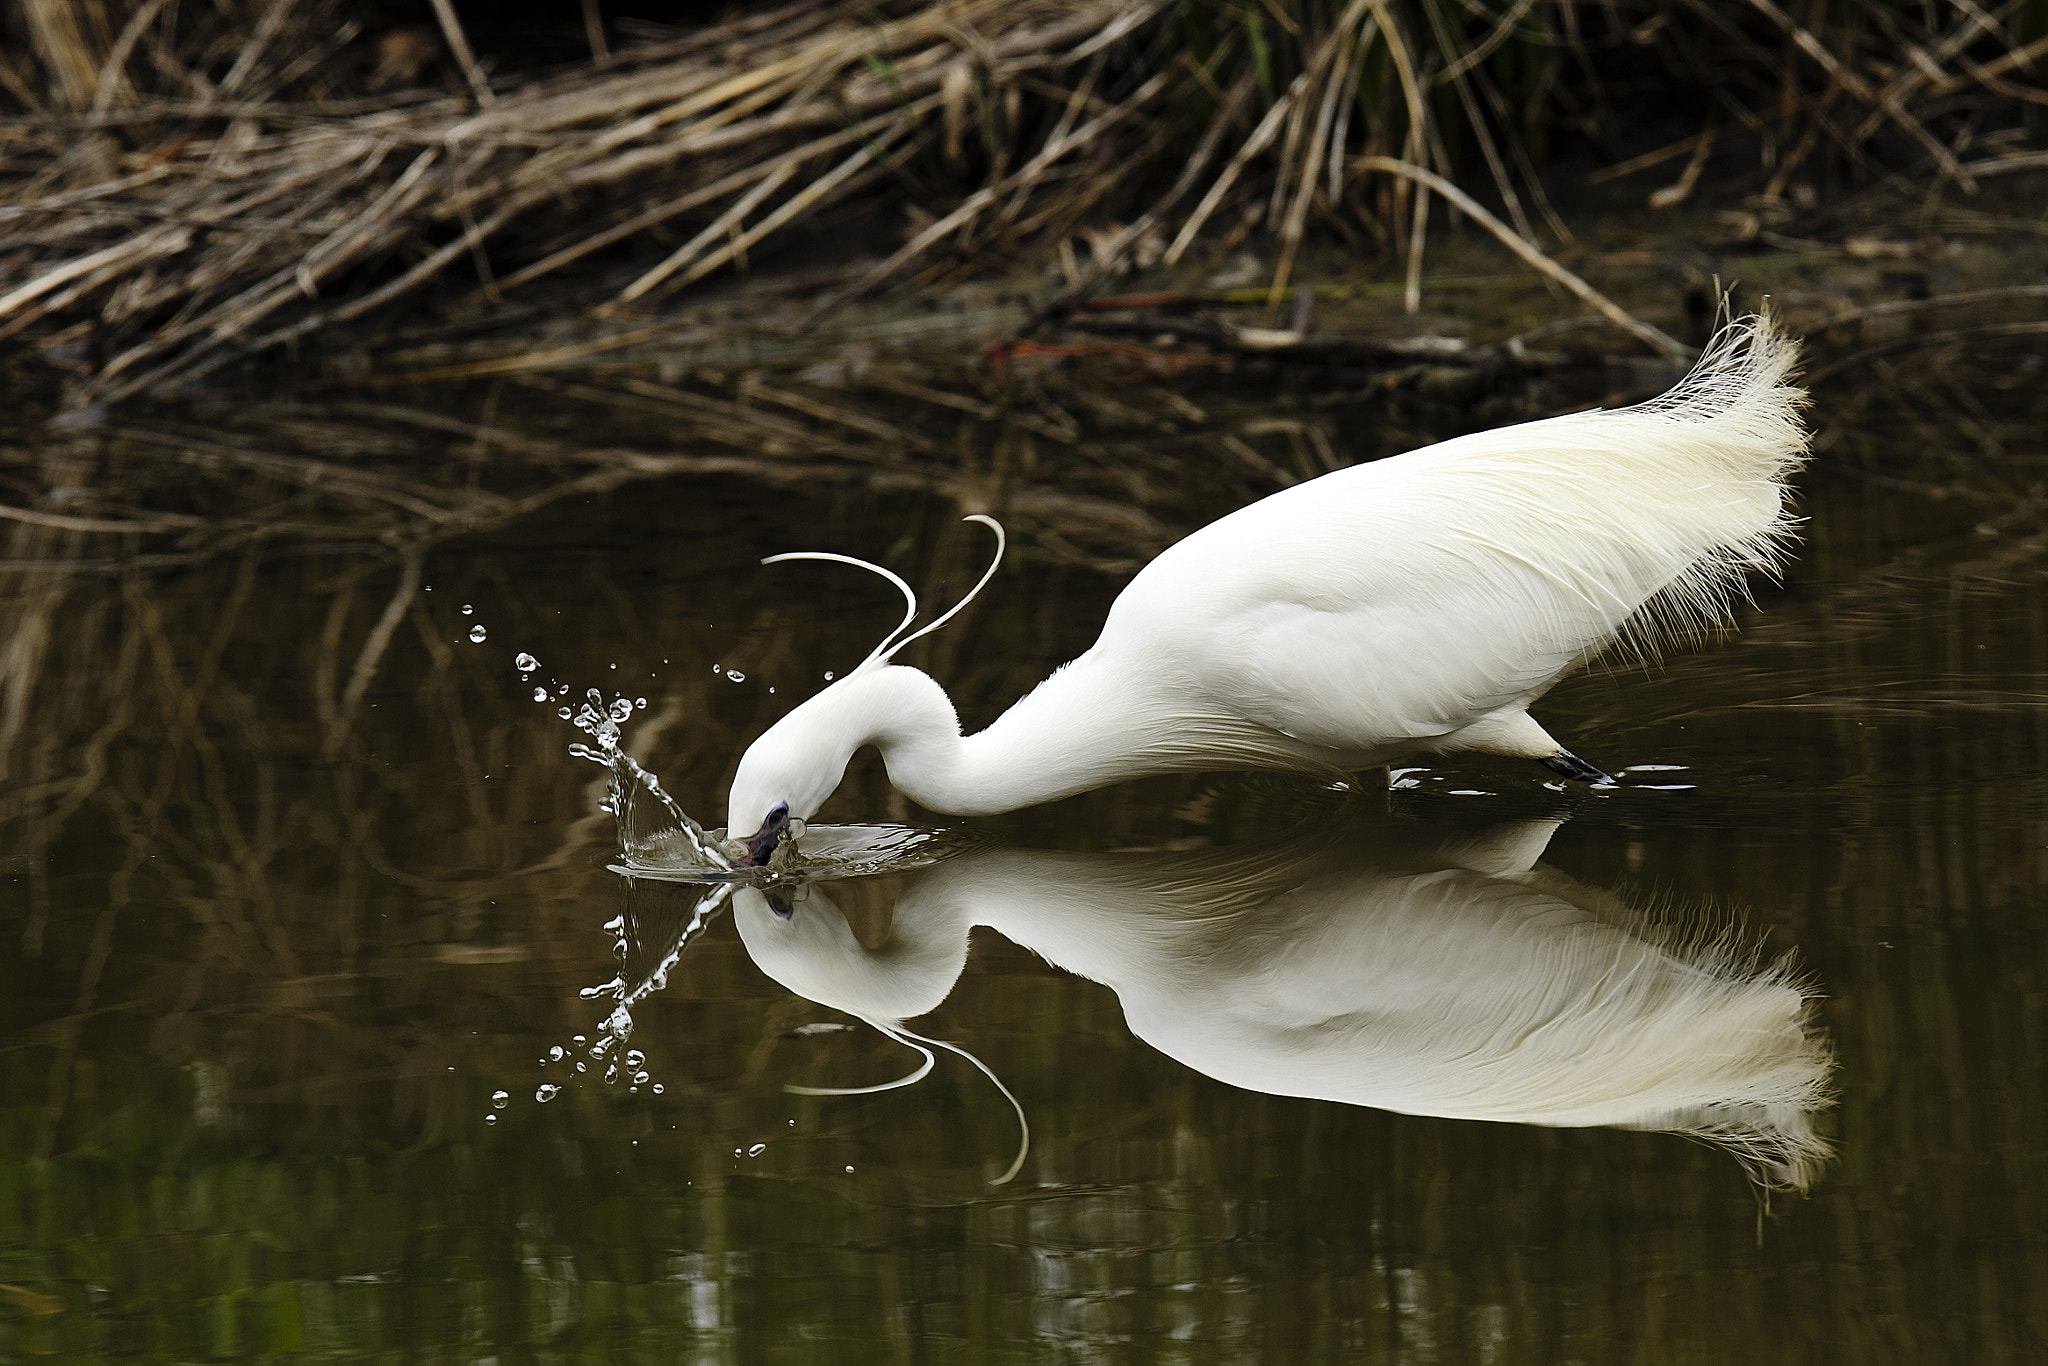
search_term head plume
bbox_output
[762,514,1007,676]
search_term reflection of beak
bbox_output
[744,802,791,867]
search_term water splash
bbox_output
[531,687,982,1119]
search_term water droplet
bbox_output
[586,688,602,704]
[633,1070,650,1085]
[651,1083,664,1095]
[533,687,549,702]
[609,698,633,723]
[460,603,474,615]
[635,697,646,709]
[547,1046,564,1062]
[788,1119,796,1126]
[468,625,487,643]
[823,671,834,681]
[624,1050,645,1067]
[574,1062,586,1073]
[768,687,775,694]
[534,1084,559,1103]
[572,1035,586,1045]
[725,669,745,683]
[485,1113,498,1125]
[845,1165,854,1173]
[609,662,618,670]
[491,1090,510,1109]
[515,652,539,671]
[556,706,572,720]
[748,1143,767,1157]
[734,1148,742,1157]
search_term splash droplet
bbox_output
[556,706,572,720]
[609,698,633,723]
[485,1113,498,1125]
[515,652,539,671]
[533,687,549,702]
[491,1090,510,1109]
[534,1084,559,1103]
[460,603,474,616]
[633,1070,650,1085]
[725,669,745,683]
[468,625,488,643]
[547,1046,564,1062]
[651,1084,664,1095]
[748,1143,767,1157]
[823,671,834,681]
[624,1050,645,1067]
[635,697,647,709]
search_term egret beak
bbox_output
[744,801,792,867]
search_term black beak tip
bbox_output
[744,801,792,867]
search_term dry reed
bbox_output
[0,1,2043,409]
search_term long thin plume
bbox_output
[784,1019,936,1095]
[784,1011,1031,1186]
[760,549,920,672]
[883,516,1007,662]
[762,515,1007,676]
[891,1020,1032,1185]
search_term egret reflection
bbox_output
[717,814,1834,1190]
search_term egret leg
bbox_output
[1540,750,1614,785]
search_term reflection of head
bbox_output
[734,882,968,1022]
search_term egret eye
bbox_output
[765,887,797,919]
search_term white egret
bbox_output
[727,313,1807,858]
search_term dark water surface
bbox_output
[4,368,2047,1362]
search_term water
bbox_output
[3,352,2046,1360]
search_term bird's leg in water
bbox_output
[1540,750,1615,785]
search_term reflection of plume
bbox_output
[734,816,1836,1190]
[734,883,1029,1185]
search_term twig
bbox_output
[1353,157,1690,359]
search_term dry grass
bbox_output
[0,0,2043,409]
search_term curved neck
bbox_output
[850,663,1158,817]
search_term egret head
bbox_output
[726,515,1007,862]
[725,684,861,863]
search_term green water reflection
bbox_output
[4,377,2048,1361]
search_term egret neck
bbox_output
[726,655,1218,835]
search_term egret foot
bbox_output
[1540,750,1614,785]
